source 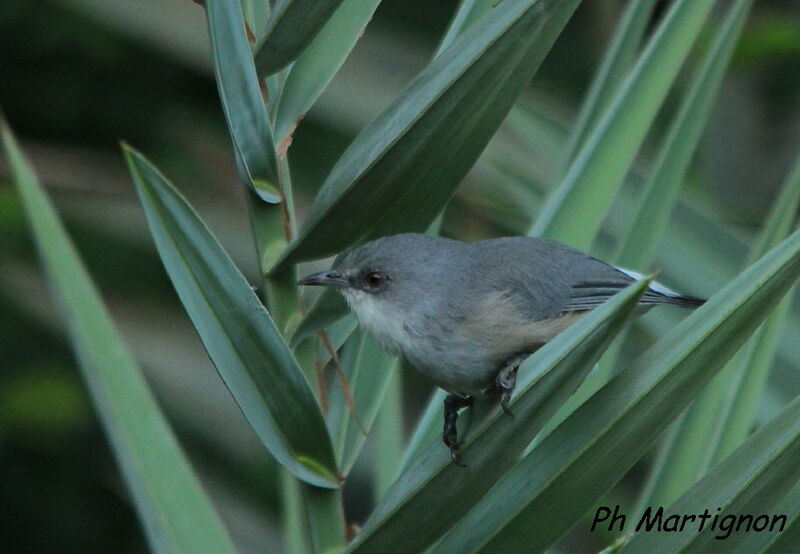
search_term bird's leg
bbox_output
[443,393,473,466]
[495,354,527,416]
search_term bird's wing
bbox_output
[561,268,704,312]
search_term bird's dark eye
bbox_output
[364,271,385,290]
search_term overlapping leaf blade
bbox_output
[642,138,799,511]
[735,480,800,552]
[347,278,650,553]
[622,394,800,552]
[617,0,754,270]
[206,0,281,203]
[124,145,339,489]
[434,229,800,553]
[711,151,800,460]
[273,0,583,269]
[435,0,498,56]
[2,122,237,553]
[530,0,716,249]
[290,287,351,347]
[327,329,397,475]
[560,0,657,171]
[254,0,344,77]
[274,0,382,144]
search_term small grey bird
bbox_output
[299,233,703,463]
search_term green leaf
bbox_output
[124,145,339,489]
[1,122,236,553]
[291,288,350,347]
[347,278,650,553]
[601,0,755,510]
[280,470,312,554]
[398,388,448,474]
[435,0,498,56]
[274,0,382,144]
[529,0,717,249]
[205,0,281,203]
[710,150,800,461]
[239,0,270,42]
[560,0,657,172]
[372,367,405,499]
[327,329,397,475]
[273,0,584,269]
[299,485,346,553]
[254,0,345,77]
[735,478,800,552]
[640,132,797,510]
[433,228,800,553]
[616,0,754,270]
[622,394,800,552]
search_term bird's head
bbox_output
[298,234,468,318]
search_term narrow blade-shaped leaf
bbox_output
[529,0,716,249]
[273,0,583,269]
[290,287,350,347]
[2,122,236,553]
[735,479,800,552]
[327,329,397,475]
[561,0,657,171]
[206,0,281,203]
[254,0,344,77]
[240,0,270,42]
[616,0,753,270]
[434,229,800,553]
[372,367,405,498]
[124,145,339,488]
[398,388,448,474]
[435,0,498,56]
[622,394,800,552]
[274,0,382,143]
[711,149,800,460]
[347,278,650,553]
[641,135,798,510]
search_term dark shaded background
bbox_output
[1,0,799,552]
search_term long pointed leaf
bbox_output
[734,478,800,552]
[372,367,405,499]
[124,145,339,488]
[273,0,583,269]
[327,329,397,475]
[254,0,344,77]
[273,0,382,144]
[616,0,753,270]
[434,228,800,553]
[435,0,498,56]
[711,152,800,460]
[398,388,448,474]
[622,394,800,552]
[347,278,650,553]
[641,137,799,510]
[2,122,236,553]
[561,0,657,171]
[529,0,716,249]
[206,0,281,203]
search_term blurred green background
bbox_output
[1,0,799,552]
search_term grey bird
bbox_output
[298,233,704,463]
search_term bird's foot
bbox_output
[495,354,526,416]
[443,393,473,466]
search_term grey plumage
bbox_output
[303,233,703,396]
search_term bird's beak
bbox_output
[297,270,350,288]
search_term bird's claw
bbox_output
[442,393,473,466]
[495,355,524,416]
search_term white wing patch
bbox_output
[613,267,681,297]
